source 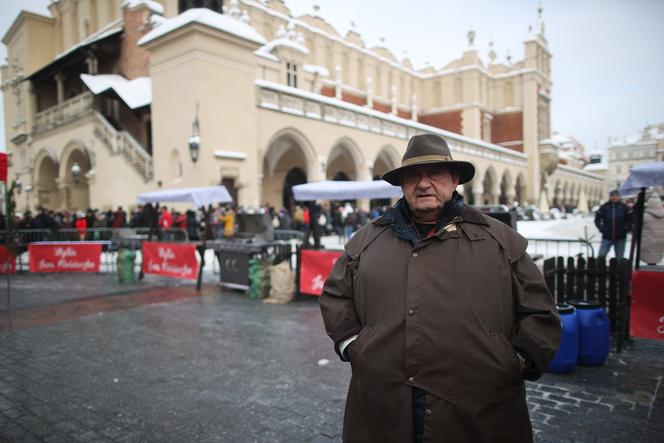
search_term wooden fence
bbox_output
[542,256,632,351]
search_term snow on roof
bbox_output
[583,163,607,172]
[122,0,165,15]
[54,19,124,62]
[303,64,329,77]
[80,74,151,109]
[138,8,266,47]
[256,37,309,57]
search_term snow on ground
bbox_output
[318,215,628,260]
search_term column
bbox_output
[55,72,65,104]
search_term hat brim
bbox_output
[382,159,475,186]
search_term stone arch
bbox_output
[59,140,92,211]
[262,127,318,209]
[498,169,514,205]
[372,144,400,179]
[326,136,368,181]
[482,166,498,205]
[34,147,60,209]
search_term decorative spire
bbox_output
[379,36,386,46]
[286,21,296,40]
[536,3,545,37]
[506,49,512,65]
[467,30,476,48]
[228,0,241,20]
[240,10,250,24]
[488,38,496,63]
[313,3,321,16]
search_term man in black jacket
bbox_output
[595,190,633,259]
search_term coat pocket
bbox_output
[348,325,373,373]
[489,330,523,385]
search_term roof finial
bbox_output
[506,49,512,65]
[488,37,496,63]
[313,3,321,15]
[467,29,476,48]
[537,2,545,37]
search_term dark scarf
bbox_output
[384,191,464,245]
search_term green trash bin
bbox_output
[116,248,137,283]
[248,258,271,299]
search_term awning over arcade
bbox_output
[292,180,402,201]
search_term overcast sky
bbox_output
[1,0,663,155]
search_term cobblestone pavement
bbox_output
[0,275,662,442]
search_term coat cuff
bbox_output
[332,321,363,359]
[510,335,550,381]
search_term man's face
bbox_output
[401,164,460,216]
[610,193,621,203]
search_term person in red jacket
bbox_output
[74,211,87,240]
[159,206,173,228]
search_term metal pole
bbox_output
[630,188,645,270]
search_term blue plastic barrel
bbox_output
[569,299,610,366]
[547,304,578,374]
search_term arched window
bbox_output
[286,62,298,88]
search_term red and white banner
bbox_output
[630,269,664,341]
[0,152,7,182]
[142,242,198,280]
[29,242,102,273]
[0,245,16,274]
[299,249,342,296]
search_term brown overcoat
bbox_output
[320,205,561,443]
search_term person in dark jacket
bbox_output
[595,190,633,259]
[320,134,560,443]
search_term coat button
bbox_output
[412,252,418,257]
[408,376,415,383]
[408,309,414,315]
[425,409,432,416]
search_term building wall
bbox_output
[2,1,603,213]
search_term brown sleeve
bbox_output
[509,253,562,380]
[319,253,362,360]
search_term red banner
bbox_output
[299,249,342,296]
[0,152,7,182]
[0,245,16,274]
[630,269,664,341]
[29,242,102,273]
[142,242,198,280]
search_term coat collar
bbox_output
[376,193,466,244]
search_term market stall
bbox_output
[620,162,664,341]
[136,185,233,290]
[292,179,401,296]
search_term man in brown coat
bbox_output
[320,134,561,443]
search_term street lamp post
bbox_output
[71,162,82,184]
[188,104,201,163]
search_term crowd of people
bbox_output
[0,201,390,244]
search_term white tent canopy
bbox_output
[292,180,403,201]
[137,186,232,207]
[620,162,664,194]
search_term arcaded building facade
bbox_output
[1,0,603,213]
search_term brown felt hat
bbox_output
[382,134,475,185]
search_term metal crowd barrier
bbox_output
[2,228,189,273]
